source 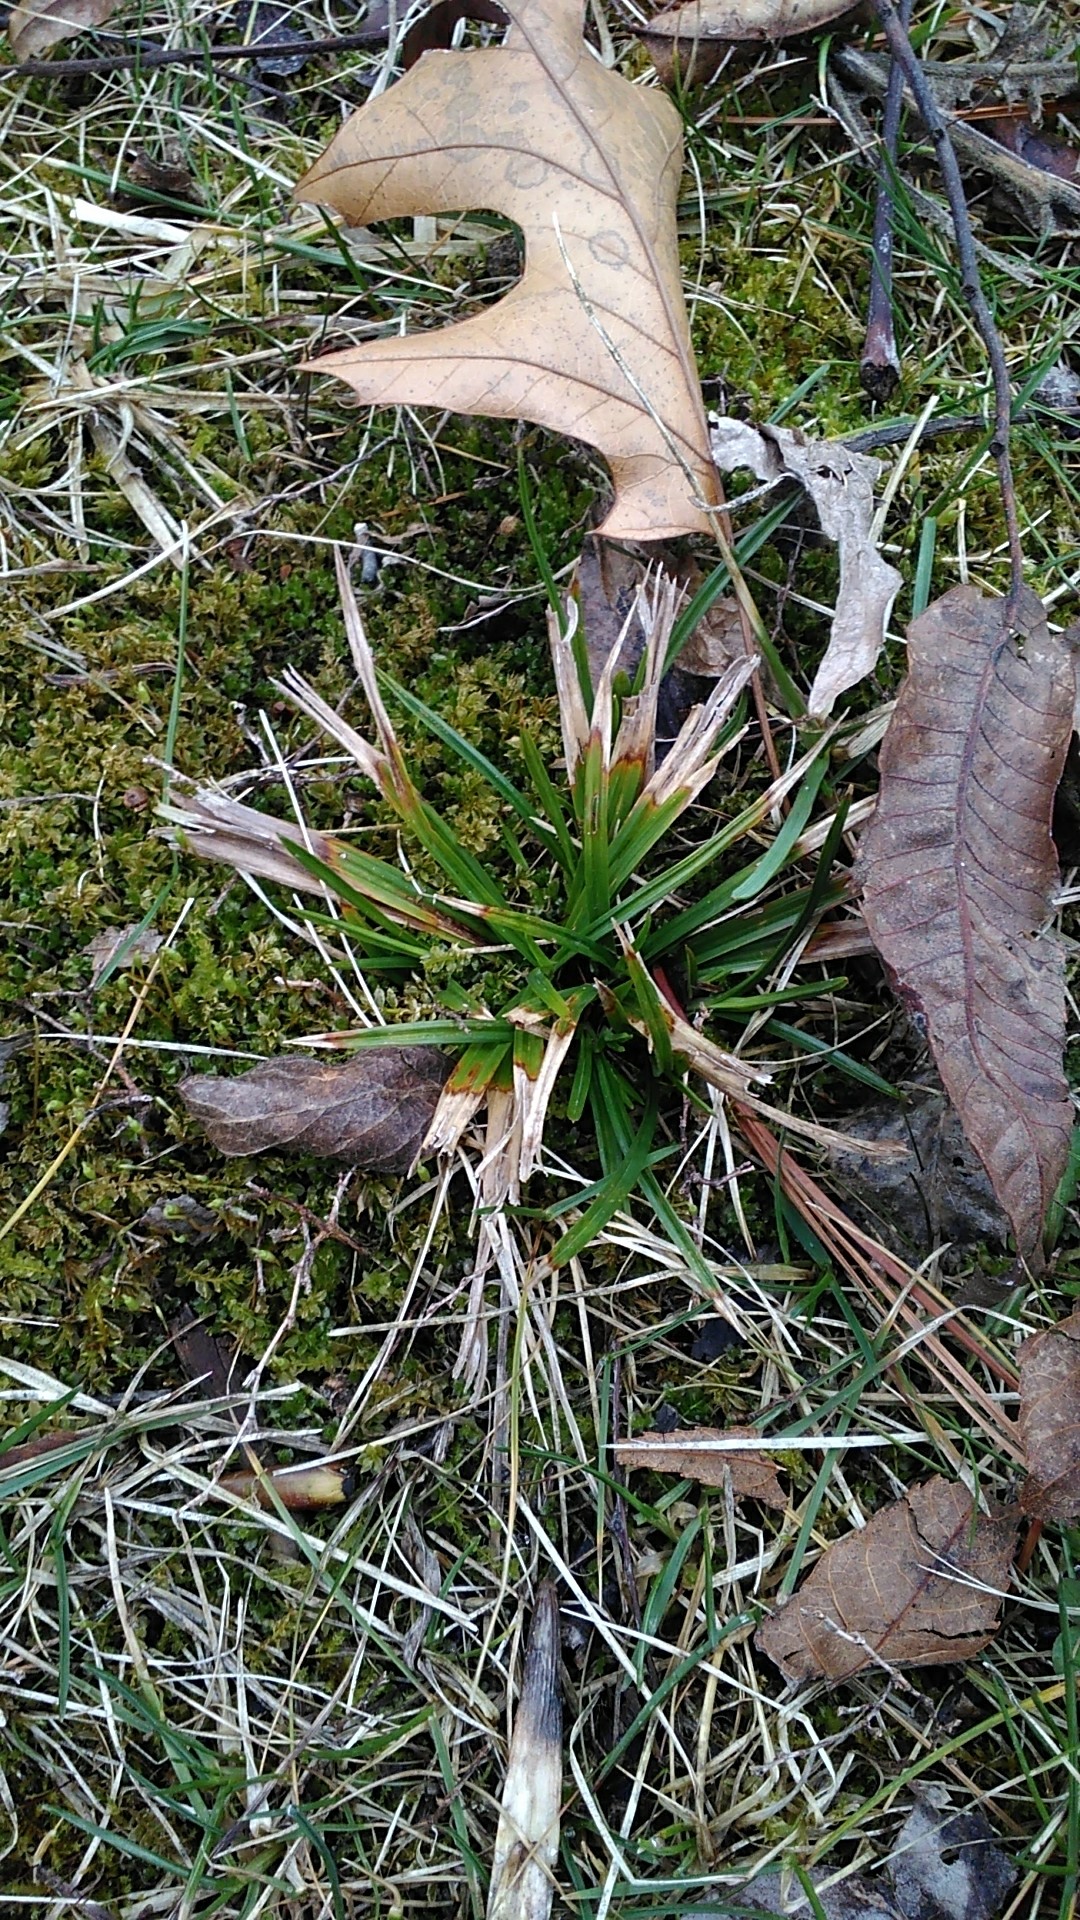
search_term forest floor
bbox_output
[2,0,1080,1915]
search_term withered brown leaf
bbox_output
[180,1049,446,1172]
[1018,1308,1080,1520]
[8,0,118,57]
[641,0,857,86]
[295,0,719,541]
[756,1477,1016,1683]
[615,1426,786,1510]
[854,585,1074,1261]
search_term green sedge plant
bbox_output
[165,543,851,1278]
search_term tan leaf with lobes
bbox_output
[756,1477,1016,1683]
[8,0,119,58]
[854,585,1073,1262]
[1018,1308,1080,1520]
[295,0,720,541]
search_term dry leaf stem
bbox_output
[871,0,1024,598]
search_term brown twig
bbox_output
[843,410,986,453]
[860,0,913,402]
[7,28,390,80]
[871,0,1024,602]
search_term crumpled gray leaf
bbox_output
[887,1790,1016,1920]
[827,1084,1008,1262]
[180,1049,447,1172]
[710,417,901,717]
[688,1790,1013,1920]
[694,1866,903,1916]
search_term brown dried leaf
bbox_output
[984,114,1080,186]
[641,0,857,86]
[295,0,720,541]
[576,544,749,752]
[615,1426,786,1510]
[1018,1308,1080,1520]
[854,585,1074,1262]
[756,1477,1016,1683]
[170,1308,239,1400]
[83,922,162,987]
[8,0,118,56]
[179,1049,447,1172]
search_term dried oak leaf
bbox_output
[8,0,119,57]
[401,0,508,70]
[756,1477,1016,1683]
[1017,1307,1080,1520]
[295,0,720,542]
[854,586,1074,1263]
[180,1049,447,1172]
[641,0,858,87]
[615,1426,786,1509]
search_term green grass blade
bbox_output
[517,725,577,870]
[763,1020,898,1095]
[338,1019,515,1049]
[382,674,561,859]
[288,1806,345,1920]
[551,1094,657,1267]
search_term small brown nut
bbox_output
[122,786,151,811]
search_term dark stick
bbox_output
[859,0,913,402]
[871,0,1024,601]
[7,28,390,80]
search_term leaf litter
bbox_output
[709,416,902,718]
[1017,1306,1080,1520]
[6,0,1076,1912]
[717,1789,1015,1919]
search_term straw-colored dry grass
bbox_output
[3,2,1080,1916]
